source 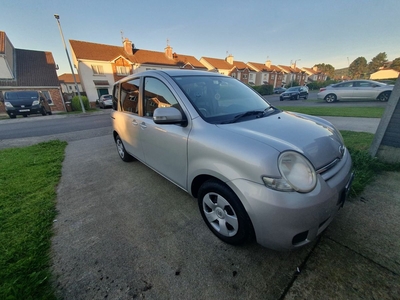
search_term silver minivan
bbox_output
[111,70,354,250]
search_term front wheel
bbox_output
[115,135,134,162]
[377,91,391,102]
[41,107,47,116]
[198,180,254,245]
[324,94,337,103]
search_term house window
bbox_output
[116,66,129,76]
[243,74,248,79]
[92,65,104,75]
[271,74,275,80]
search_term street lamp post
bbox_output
[54,14,86,113]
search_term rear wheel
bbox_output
[377,91,391,102]
[295,94,300,100]
[41,107,47,116]
[115,135,134,162]
[324,94,337,103]
[9,115,16,119]
[198,180,254,245]
[48,110,52,115]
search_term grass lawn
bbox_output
[0,140,67,299]
[276,106,384,118]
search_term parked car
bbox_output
[3,90,52,118]
[98,94,113,108]
[273,87,286,94]
[111,70,354,250]
[279,86,309,101]
[317,80,394,103]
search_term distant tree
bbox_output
[313,63,335,78]
[390,57,400,72]
[349,57,368,79]
[368,52,388,73]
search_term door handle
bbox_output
[132,119,138,126]
[140,122,147,129]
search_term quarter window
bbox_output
[42,91,53,105]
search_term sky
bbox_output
[2,0,399,76]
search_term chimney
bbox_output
[123,38,133,55]
[226,54,234,65]
[265,60,271,68]
[165,45,173,60]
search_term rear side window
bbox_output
[120,78,140,114]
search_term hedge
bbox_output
[71,96,90,111]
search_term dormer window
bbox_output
[116,66,129,76]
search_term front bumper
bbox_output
[228,150,353,250]
[6,105,42,116]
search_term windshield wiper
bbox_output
[225,107,274,124]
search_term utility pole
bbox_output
[54,14,86,113]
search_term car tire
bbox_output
[324,94,337,103]
[304,95,308,100]
[115,134,135,162]
[41,107,47,116]
[377,91,391,102]
[198,180,254,245]
[23,115,28,118]
[280,97,283,101]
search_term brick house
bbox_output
[278,64,307,86]
[200,55,257,85]
[70,38,208,107]
[0,31,65,113]
[301,66,328,82]
[247,60,285,88]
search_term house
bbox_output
[370,68,400,80]
[0,31,65,113]
[58,73,83,94]
[301,66,328,82]
[278,64,307,86]
[200,55,257,85]
[246,60,284,87]
[70,38,207,106]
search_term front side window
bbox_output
[120,78,140,114]
[92,65,104,75]
[143,77,179,117]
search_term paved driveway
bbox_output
[50,130,400,299]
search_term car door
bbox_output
[334,81,354,99]
[139,76,190,189]
[111,77,145,161]
[352,81,374,99]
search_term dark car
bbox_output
[3,90,52,118]
[273,87,286,94]
[280,86,308,101]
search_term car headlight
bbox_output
[4,101,14,108]
[32,100,40,105]
[263,151,317,193]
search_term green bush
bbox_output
[307,80,340,91]
[71,96,89,111]
[251,84,273,95]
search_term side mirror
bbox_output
[153,107,185,125]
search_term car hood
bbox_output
[218,111,344,170]
[282,90,298,94]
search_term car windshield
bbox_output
[172,75,272,124]
[5,91,38,100]
[103,95,112,99]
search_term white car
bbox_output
[111,70,354,250]
[318,80,393,103]
[98,94,113,108]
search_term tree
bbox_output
[368,52,388,73]
[313,63,335,78]
[349,57,368,79]
[390,57,400,72]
